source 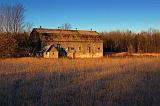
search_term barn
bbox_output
[29,28,103,58]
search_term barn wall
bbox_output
[49,51,58,58]
[29,30,42,54]
[43,52,49,58]
[43,41,103,58]
[30,29,103,58]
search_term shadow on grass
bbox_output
[0,65,160,106]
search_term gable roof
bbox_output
[33,28,99,36]
[46,45,56,52]
[45,45,66,53]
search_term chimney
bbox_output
[75,28,78,30]
[40,26,42,28]
[91,28,93,31]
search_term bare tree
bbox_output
[0,33,17,56]
[0,14,3,32]
[102,30,160,53]
[1,4,12,33]
[24,22,33,33]
[61,23,72,30]
[0,6,3,32]
[12,3,25,33]
[0,3,25,33]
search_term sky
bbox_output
[0,0,160,32]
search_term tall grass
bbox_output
[0,57,160,106]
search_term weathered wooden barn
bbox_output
[29,28,103,58]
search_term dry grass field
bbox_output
[0,57,160,106]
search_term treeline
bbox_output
[0,3,32,57]
[102,29,160,53]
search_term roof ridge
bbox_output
[33,28,99,35]
[34,28,97,32]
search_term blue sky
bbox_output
[1,0,160,32]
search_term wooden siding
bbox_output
[29,28,103,58]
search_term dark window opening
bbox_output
[98,47,100,50]
[71,47,74,50]
[53,53,54,55]
[89,47,91,53]
[79,47,81,50]
[44,33,53,41]
[68,47,70,52]
[63,35,67,38]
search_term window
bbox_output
[44,33,49,40]
[63,35,67,38]
[44,33,53,41]
[79,47,81,51]
[88,47,91,53]
[53,53,54,55]
[71,47,74,50]
[98,47,100,50]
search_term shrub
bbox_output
[0,33,17,57]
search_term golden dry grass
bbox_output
[0,57,160,106]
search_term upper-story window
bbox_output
[43,33,53,41]
[71,47,74,50]
[63,35,67,38]
[43,33,48,40]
